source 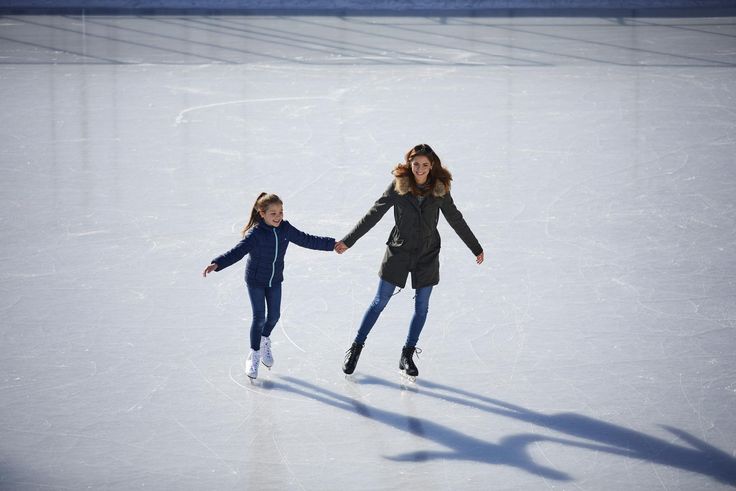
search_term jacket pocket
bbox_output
[386,227,405,248]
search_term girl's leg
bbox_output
[355,279,397,344]
[261,283,283,338]
[405,285,433,348]
[247,285,267,351]
[258,284,282,368]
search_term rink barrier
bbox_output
[1,0,736,12]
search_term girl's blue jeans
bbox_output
[247,284,282,351]
[355,278,433,348]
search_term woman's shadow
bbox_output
[270,374,736,486]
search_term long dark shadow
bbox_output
[336,13,736,67]
[295,14,657,68]
[149,15,388,65]
[0,33,124,64]
[273,375,595,480]
[220,15,549,66]
[67,15,296,65]
[2,8,735,19]
[5,15,237,64]
[627,16,736,40]
[189,16,424,65]
[351,374,736,486]
[453,18,736,67]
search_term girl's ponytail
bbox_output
[241,192,282,236]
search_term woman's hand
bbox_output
[476,252,484,265]
[202,263,218,277]
[335,241,349,254]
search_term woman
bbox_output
[335,144,484,378]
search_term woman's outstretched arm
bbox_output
[339,182,397,251]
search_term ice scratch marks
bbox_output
[173,416,239,477]
[174,96,337,126]
[272,433,307,491]
[678,372,708,442]
[279,317,306,354]
[649,460,670,491]
[188,357,248,409]
[0,294,21,313]
[228,360,298,402]
[126,367,170,412]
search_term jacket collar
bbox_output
[394,174,449,198]
[255,219,283,231]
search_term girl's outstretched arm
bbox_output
[208,233,256,273]
[284,222,336,251]
[202,263,218,277]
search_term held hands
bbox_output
[202,263,218,277]
[334,241,349,254]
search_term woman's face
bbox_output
[411,155,433,185]
[260,203,283,227]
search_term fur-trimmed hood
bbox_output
[392,164,451,197]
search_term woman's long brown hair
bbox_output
[392,143,452,195]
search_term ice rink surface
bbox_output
[1,8,736,490]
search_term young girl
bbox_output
[335,144,484,378]
[203,193,336,379]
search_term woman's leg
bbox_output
[247,285,267,351]
[354,279,397,344]
[405,285,433,348]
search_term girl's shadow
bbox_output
[270,374,736,486]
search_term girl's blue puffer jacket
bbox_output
[212,220,335,287]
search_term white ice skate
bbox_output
[246,349,261,380]
[260,336,273,369]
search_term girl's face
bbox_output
[260,203,283,227]
[411,155,433,185]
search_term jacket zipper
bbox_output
[269,228,278,287]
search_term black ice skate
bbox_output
[400,346,421,379]
[343,342,364,375]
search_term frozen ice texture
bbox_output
[1,10,735,490]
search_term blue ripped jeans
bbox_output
[247,283,282,351]
[354,279,433,348]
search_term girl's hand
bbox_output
[202,263,218,277]
[335,241,349,254]
[476,252,484,265]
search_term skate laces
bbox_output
[345,345,356,361]
[345,343,361,362]
[262,338,272,358]
[413,347,422,359]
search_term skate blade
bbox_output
[399,370,417,383]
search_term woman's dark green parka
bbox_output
[341,173,483,289]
